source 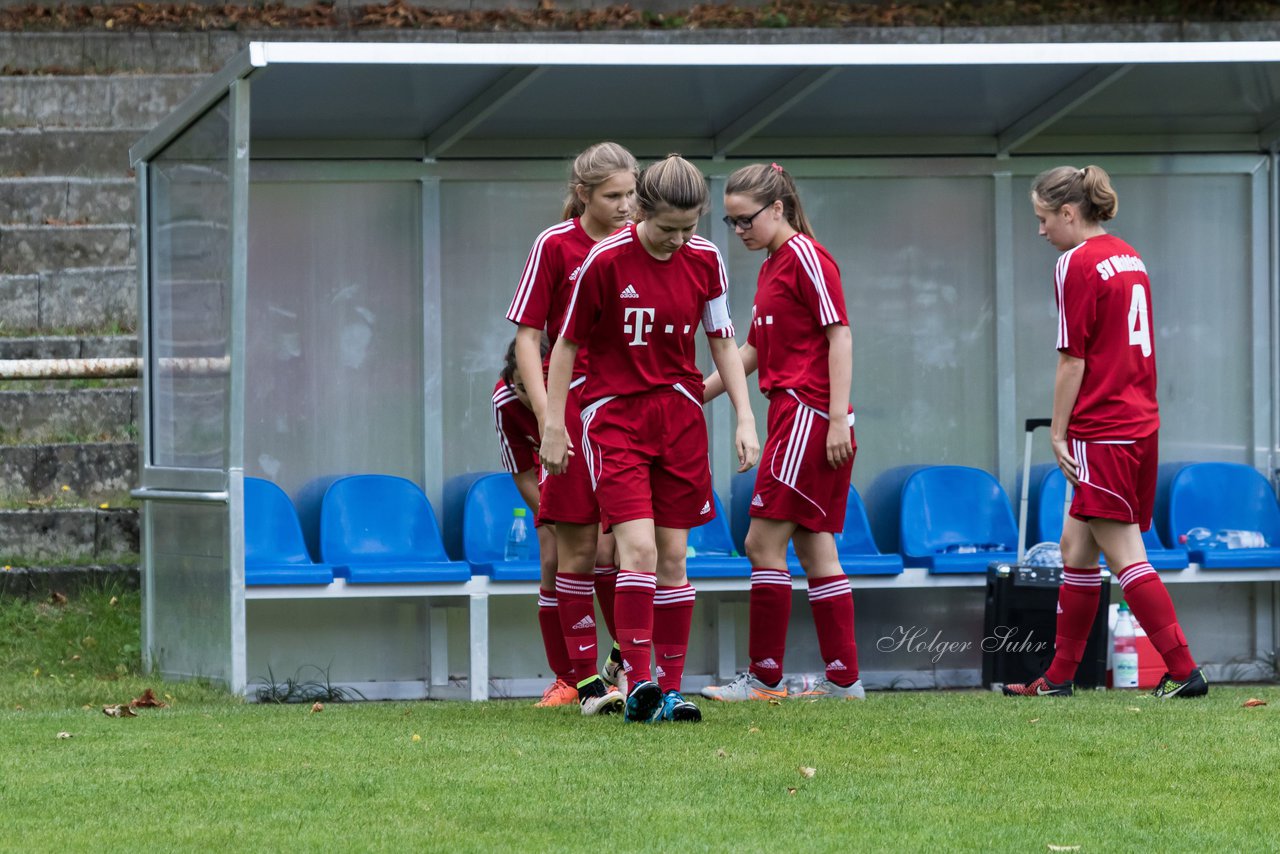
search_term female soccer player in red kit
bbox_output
[491,337,576,707]
[701,162,864,702]
[542,155,760,723]
[1004,164,1207,699]
[507,142,637,715]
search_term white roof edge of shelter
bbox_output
[250,39,1280,67]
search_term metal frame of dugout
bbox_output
[130,41,1280,699]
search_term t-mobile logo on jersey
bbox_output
[623,307,656,346]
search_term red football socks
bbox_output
[555,572,599,685]
[593,564,619,643]
[653,583,695,692]
[537,588,572,682]
[1044,566,1102,684]
[808,574,859,685]
[1116,561,1195,680]
[614,570,657,686]
[748,568,791,686]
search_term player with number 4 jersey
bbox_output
[1004,164,1204,701]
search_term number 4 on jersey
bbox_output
[1127,284,1152,357]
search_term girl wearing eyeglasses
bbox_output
[702,162,863,703]
[541,154,759,724]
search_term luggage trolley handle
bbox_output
[1017,419,1055,564]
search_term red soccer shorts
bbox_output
[581,387,714,530]
[750,392,855,533]
[538,383,601,526]
[1068,432,1158,529]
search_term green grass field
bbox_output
[3,588,1278,852]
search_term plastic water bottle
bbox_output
[1112,601,1139,688]
[504,507,530,561]
[1216,529,1267,549]
[1178,527,1213,550]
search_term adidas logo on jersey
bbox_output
[700,500,711,515]
[754,658,779,670]
[829,659,847,671]
[571,615,596,630]
[751,494,764,507]
[620,284,640,299]
[569,265,582,282]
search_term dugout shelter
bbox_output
[130,40,1280,697]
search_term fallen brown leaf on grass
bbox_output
[786,787,797,795]
[748,726,760,733]
[103,704,137,718]
[49,591,68,606]
[716,748,727,758]
[56,731,73,739]
[1244,698,1268,708]
[1029,718,1040,724]
[311,702,324,713]
[130,688,167,708]
[799,766,816,778]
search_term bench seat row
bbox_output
[245,461,1280,587]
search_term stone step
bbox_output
[0,127,139,177]
[0,74,203,130]
[0,388,136,442]
[0,223,134,275]
[0,267,135,333]
[0,176,134,225]
[0,334,135,360]
[0,563,138,599]
[0,441,136,500]
[0,507,138,561]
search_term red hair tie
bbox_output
[770,162,783,173]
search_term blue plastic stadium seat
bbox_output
[244,477,336,586]
[1165,462,1280,569]
[731,471,902,577]
[686,493,752,578]
[899,466,1019,573]
[1025,463,1188,571]
[320,474,471,583]
[454,472,542,582]
[441,471,490,562]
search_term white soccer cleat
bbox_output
[797,677,866,700]
[700,672,787,702]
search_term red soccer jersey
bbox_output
[561,224,734,403]
[506,218,596,377]
[1054,233,1159,440]
[746,234,849,412]
[491,379,540,474]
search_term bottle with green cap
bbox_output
[504,506,531,561]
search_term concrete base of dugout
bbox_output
[240,576,1280,701]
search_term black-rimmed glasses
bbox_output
[721,203,771,231]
